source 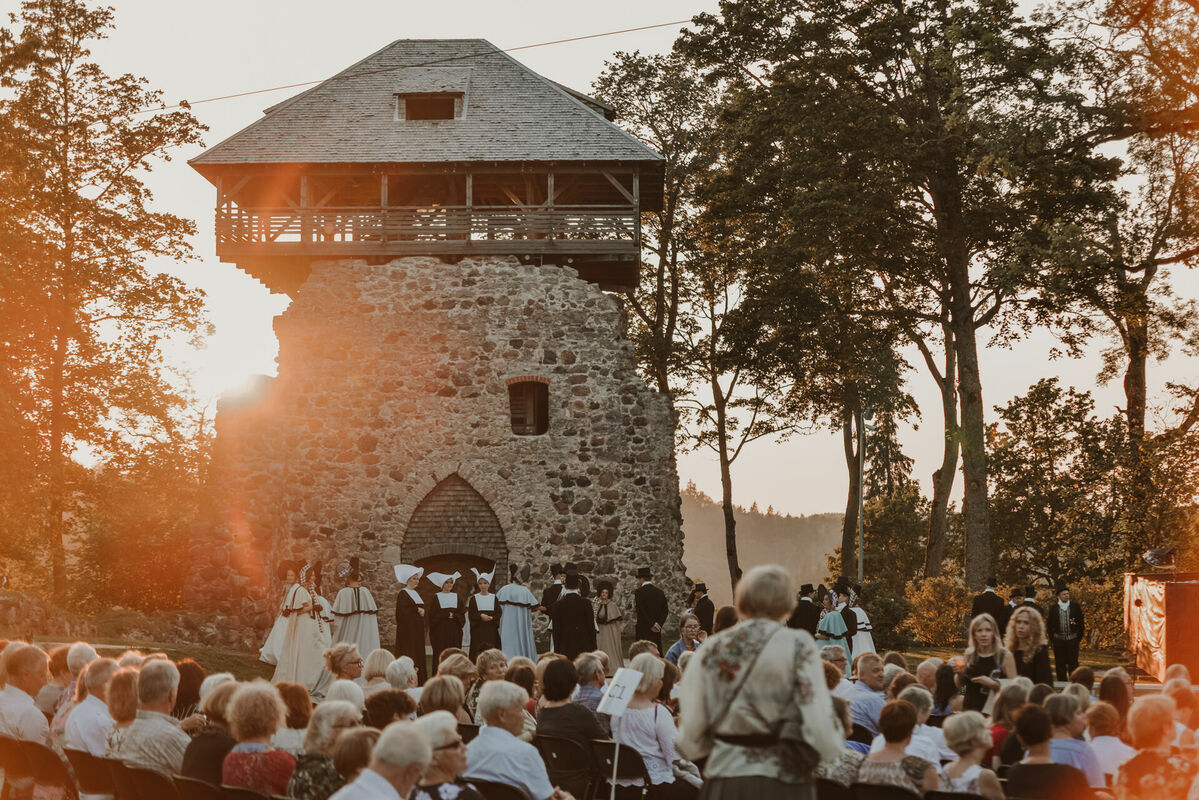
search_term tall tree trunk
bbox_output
[924,322,959,577]
[1122,297,1151,560]
[715,402,741,589]
[47,323,68,596]
[950,302,990,589]
[841,406,861,579]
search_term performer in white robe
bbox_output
[850,588,876,656]
[272,563,327,689]
[331,557,380,655]
[497,563,538,660]
[260,561,298,665]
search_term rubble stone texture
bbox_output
[184,256,685,648]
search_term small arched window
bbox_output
[507,378,549,436]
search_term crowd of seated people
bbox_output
[1,572,1197,800]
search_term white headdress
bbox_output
[471,566,496,585]
[394,564,424,584]
[427,571,461,589]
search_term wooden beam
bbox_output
[602,171,635,204]
[299,176,309,242]
[633,168,641,248]
[380,175,388,208]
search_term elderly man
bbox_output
[0,644,51,800]
[915,658,942,693]
[115,660,190,775]
[821,645,853,697]
[848,652,887,736]
[63,658,120,756]
[330,720,432,800]
[463,680,574,800]
[665,613,705,665]
[573,653,606,712]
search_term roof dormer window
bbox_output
[399,93,462,121]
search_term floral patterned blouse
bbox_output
[857,755,933,795]
[412,780,487,800]
[286,752,345,800]
[1115,749,1199,800]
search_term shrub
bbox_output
[903,575,971,647]
[1071,577,1125,651]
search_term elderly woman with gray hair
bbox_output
[287,700,360,800]
[677,563,843,800]
[615,653,698,799]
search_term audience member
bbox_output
[410,711,485,800]
[35,645,71,716]
[712,605,737,633]
[869,686,944,763]
[103,667,138,755]
[1062,683,1091,714]
[198,672,234,705]
[328,721,432,800]
[384,655,421,709]
[1029,683,1057,706]
[1163,678,1196,746]
[939,711,1003,800]
[1085,701,1134,780]
[332,726,379,783]
[849,652,887,736]
[987,682,1028,761]
[1045,693,1103,787]
[857,700,937,795]
[1164,663,1191,684]
[915,658,941,693]
[665,613,704,665]
[420,675,470,723]
[888,672,918,700]
[323,644,364,685]
[1115,694,1199,800]
[324,679,365,713]
[273,681,313,753]
[287,700,359,800]
[611,653,698,799]
[63,657,119,756]
[363,688,416,728]
[116,659,190,775]
[180,679,239,786]
[360,649,395,699]
[816,695,868,786]
[173,658,206,718]
[1006,704,1092,800]
[1070,666,1095,693]
[0,644,51,744]
[882,651,908,671]
[221,681,296,796]
[931,662,959,715]
[505,664,537,715]
[469,649,509,723]
[628,640,659,660]
[822,646,852,696]
[536,657,605,793]
[462,680,573,800]
[1098,672,1131,734]
[572,653,605,712]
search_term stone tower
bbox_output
[183,39,685,647]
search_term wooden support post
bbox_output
[547,171,554,239]
[466,172,473,240]
[380,175,388,242]
[632,168,641,247]
[299,175,310,242]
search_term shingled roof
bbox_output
[190,39,662,167]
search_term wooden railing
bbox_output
[215,205,639,247]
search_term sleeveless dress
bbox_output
[962,652,998,712]
[939,763,982,794]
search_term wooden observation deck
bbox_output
[191,40,664,295]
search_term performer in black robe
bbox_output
[633,566,668,651]
[692,579,715,635]
[467,567,503,659]
[549,574,596,659]
[565,562,591,599]
[539,563,566,616]
[428,570,464,663]
[972,576,1008,631]
[393,564,428,682]
[834,583,858,644]
[786,583,821,637]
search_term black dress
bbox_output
[394,589,428,682]
[180,726,236,787]
[467,593,502,659]
[430,593,464,662]
[962,652,998,712]
[1012,645,1052,685]
[550,592,598,659]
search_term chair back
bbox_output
[102,756,143,800]
[817,777,856,800]
[129,765,180,800]
[221,785,272,800]
[173,774,224,800]
[468,779,535,800]
[850,782,922,800]
[65,748,117,795]
[588,739,651,783]
[0,735,31,782]
[926,715,948,728]
[16,740,73,788]
[458,723,480,744]
[532,735,597,799]
[849,724,875,745]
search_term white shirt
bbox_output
[1088,735,1135,774]
[329,768,403,800]
[463,725,556,800]
[870,725,946,763]
[832,678,855,698]
[0,684,50,744]
[63,694,114,755]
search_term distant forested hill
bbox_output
[680,484,842,606]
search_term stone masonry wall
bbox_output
[184,256,686,648]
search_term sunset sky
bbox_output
[65,0,1199,517]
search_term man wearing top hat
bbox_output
[1047,579,1086,681]
[564,562,591,600]
[691,578,714,636]
[549,573,597,659]
[1021,585,1045,619]
[633,567,668,651]
[971,576,1008,630]
[787,583,821,637]
[538,563,566,617]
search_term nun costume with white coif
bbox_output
[497,563,538,661]
[467,566,503,658]
[428,570,464,663]
[394,564,428,682]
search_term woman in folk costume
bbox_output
[815,585,851,661]
[467,566,502,659]
[394,564,429,683]
[331,557,380,655]
[260,560,299,665]
[497,563,538,660]
[849,585,876,656]
[272,563,328,689]
[595,579,625,672]
[428,571,464,663]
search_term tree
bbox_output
[680,0,1119,586]
[592,50,712,395]
[0,0,206,593]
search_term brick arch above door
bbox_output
[401,473,508,584]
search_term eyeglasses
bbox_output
[435,737,466,751]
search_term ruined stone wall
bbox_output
[184,256,686,648]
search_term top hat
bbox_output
[637,567,652,579]
[1054,579,1069,594]
[800,583,815,595]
